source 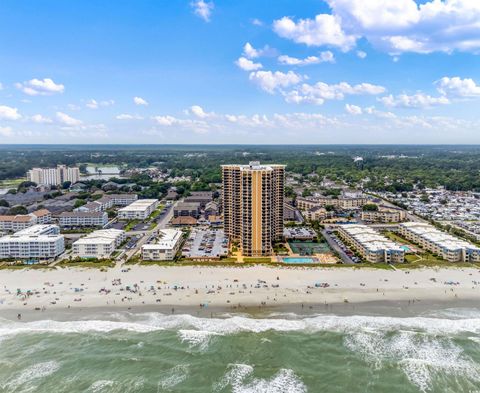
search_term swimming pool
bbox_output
[400,245,411,252]
[282,257,318,264]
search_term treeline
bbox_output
[2,145,480,192]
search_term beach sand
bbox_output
[1,265,480,320]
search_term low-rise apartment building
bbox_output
[107,193,138,206]
[297,195,367,211]
[361,206,407,223]
[58,211,108,228]
[72,229,125,258]
[142,229,183,261]
[337,224,405,263]
[118,199,159,220]
[174,202,201,219]
[399,222,480,262]
[0,224,65,260]
[0,209,52,232]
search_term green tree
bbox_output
[0,199,9,207]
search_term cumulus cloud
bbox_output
[0,126,13,137]
[436,77,480,97]
[31,114,53,124]
[379,93,450,108]
[278,51,335,65]
[274,0,480,55]
[56,112,82,126]
[284,81,386,105]
[273,14,357,51]
[356,50,367,59]
[251,18,263,26]
[15,78,64,96]
[86,99,115,109]
[133,96,149,106]
[242,42,277,59]
[189,105,213,119]
[235,57,263,71]
[191,0,214,22]
[0,105,21,120]
[345,104,362,115]
[248,70,304,93]
[116,114,143,120]
[153,115,179,126]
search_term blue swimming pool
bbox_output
[282,257,318,264]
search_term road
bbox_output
[321,229,354,264]
[118,202,176,262]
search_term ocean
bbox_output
[0,308,480,393]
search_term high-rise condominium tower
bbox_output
[27,165,80,186]
[222,162,285,256]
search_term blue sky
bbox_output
[1,0,480,144]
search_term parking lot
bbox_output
[322,229,359,263]
[182,229,228,259]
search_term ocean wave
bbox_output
[2,360,60,392]
[345,329,480,392]
[1,310,480,338]
[213,364,307,393]
[157,364,189,390]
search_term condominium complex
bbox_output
[142,229,183,261]
[361,206,407,223]
[118,199,159,220]
[58,211,108,228]
[222,162,285,256]
[0,224,65,260]
[0,209,52,232]
[27,165,80,186]
[399,222,480,262]
[297,194,367,211]
[72,229,125,258]
[337,224,405,263]
[107,194,138,206]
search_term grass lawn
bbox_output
[57,259,115,268]
[124,220,140,231]
[0,178,26,188]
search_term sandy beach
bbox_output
[1,265,480,318]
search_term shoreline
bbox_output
[1,264,480,321]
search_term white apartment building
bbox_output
[27,165,80,186]
[73,229,125,258]
[107,194,138,206]
[297,195,367,211]
[0,224,65,260]
[59,211,108,227]
[142,229,183,261]
[399,222,480,262]
[337,224,405,263]
[118,199,159,220]
[0,209,52,232]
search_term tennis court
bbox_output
[288,241,331,255]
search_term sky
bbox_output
[1,0,480,144]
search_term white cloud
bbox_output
[235,57,263,71]
[379,93,450,108]
[242,42,276,59]
[0,82,3,90]
[133,96,149,106]
[436,77,480,97]
[278,51,335,65]
[356,50,367,59]
[0,126,13,137]
[153,115,179,126]
[0,105,21,120]
[189,105,213,119]
[86,99,115,109]
[251,18,263,26]
[274,0,480,55]
[273,14,357,51]
[248,70,304,93]
[345,104,362,115]
[284,81,386,105]
[116,113,143,120]
[56,112,82,126]
[31,114,53,124]
[191,0,214,22]
[15,78,64,96]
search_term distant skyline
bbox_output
[1,0,480,144]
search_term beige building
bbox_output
[337,224,405,263]
[399,222,480,262]
[222,162,285,256]
[142,229,183,261]
[73,229,125,259]
[361,206,407,223]
[297,195,367,211]
[27,165,80,186]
